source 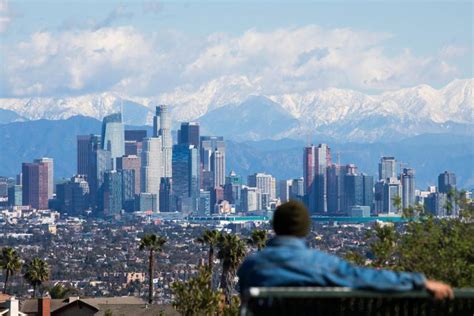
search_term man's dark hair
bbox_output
[272,200,311,237]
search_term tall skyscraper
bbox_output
[159,177,172,212]
[224,171,242,210]
[248,172,276,210]
[121,169,135,212]
[277,180,292,203]
[172,144,200,213]
[141,137,162,198]
[34,157,54,199]
[117,155,141,195]
[178,122,200,148]
[290,178,305,201]
[153,105,173,178]
[241,186,261,212]
[438,171,456,193]
[125,130,147,142]
[77,135,93,175]
[101,170,122,216]
[8,185,22,206]
[211,150,226,188]
[22,162,49,209]
[88,140,112,209]
[401,168,415,209]
[101,113,125,169]
[383,178,402,213]
[56,175,89,216]
[327,164,348,213]
[303,144,331,213]
[379,156,397,181]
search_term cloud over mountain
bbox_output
[1,25,464,98]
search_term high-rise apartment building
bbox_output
[101,113,124,169]
[22,161,49,209]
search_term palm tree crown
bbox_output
[24,257,49,297]
[196,230,221,268]
[0,247,22,294]
[247,229,268,251]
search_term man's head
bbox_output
[272,200,311,237]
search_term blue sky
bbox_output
[0,0,472,97]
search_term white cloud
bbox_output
[1,24,461,97]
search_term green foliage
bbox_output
[172,266,221,316]
[24,257,49,297]
[344,251,366,266]
[217,233,247,304]
[48,284,70,299]
[247,229,268,251]
[139,233,166,304]
[392,195,402,213]
[368,216,474,287]
[0,247,22,294]
[196,230,221,269]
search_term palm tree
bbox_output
[392,195,402,213]
[217,233,247,303]
[139,234,166,304]
[24,258,49,297]
[196,230,221,269]
[0,247,22,294]
[247,229,267,251]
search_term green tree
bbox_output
[392,195,402,213]
[139,234,166,304]
[196,230,221,270]
[217,233,246,304]
[24,258,49,297]
[368,223,398,268]
[344,251,366,266]
[171,266,221,316]
[49,284,70,299]
[0,247,22,294]
[247,229,267,251]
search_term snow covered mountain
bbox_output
[0,78,472,142]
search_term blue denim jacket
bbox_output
[237,237,426,294]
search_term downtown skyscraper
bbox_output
[101,113,125,169]
[303,144,331,213]
[153,105,173,178]
[22,161,49,210]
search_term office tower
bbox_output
[362,174,374,210]
[159,177,172,212]
[153,105,173,178]
[125,141,143,156]
[135,193,158,212]
[303,144,331,213]
[248,173,276,210]
[374,180,385,213]
[210,186,224,214]
[121,169,135,212]
[56,175,89,215]
[200,136,226,189]
[424,192,448,216]
[88,145,112,208]
[117,155,141,195]
[401,168,415,209]
[22,162,49,209]
[290,178,305,201]
[141,137,162,197]
[0,178,7,197]
[34,157,54,199]
[327,164,348,213]
[379,156,396,181]
[178,122,200,148]
[172,144,199,212]
[438,171,456,193]
[242,186,261,212]
[199,190,211,215]
[344,174,364,210]
[101,170,122,216]
[278,180,292,203]
[8,185,22,206]
[16,173,22,186]
[224,171,242,210]
[211,150,226,188]
[101,113,125,169]
[383,178,402,213]
[77,135,92,175]
[125,130,147,142]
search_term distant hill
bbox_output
[0,116,472,188]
